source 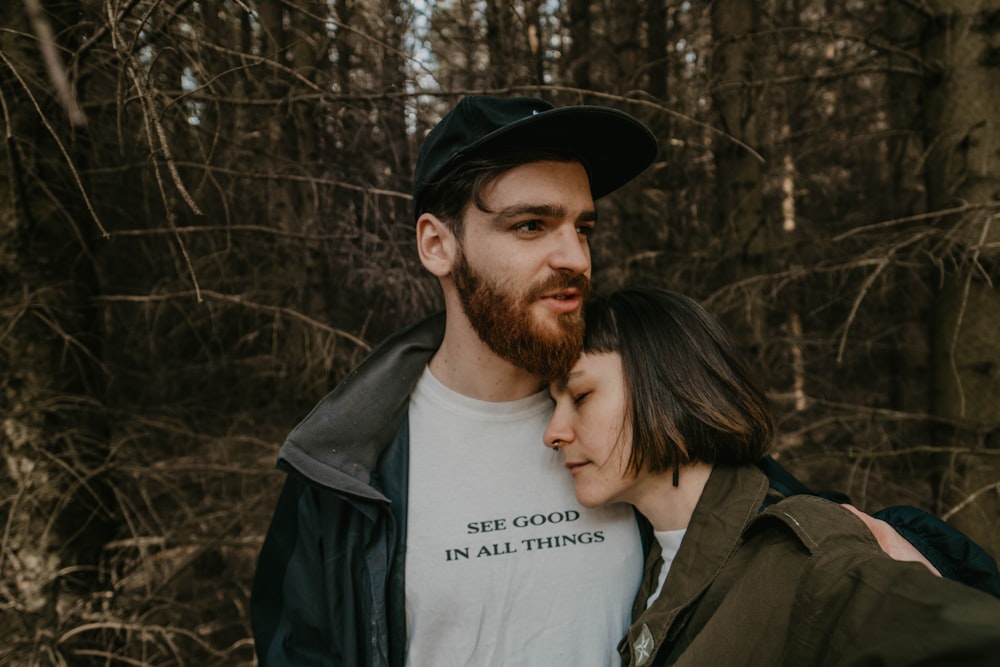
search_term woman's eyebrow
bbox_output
[552,369,585,394]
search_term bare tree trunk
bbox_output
[524,0,544,87]
[566,0,592,88]
[606,0,642,90]
[709,0,771,362]
[710,0,767,258]
[289,0,329,166]
[376,0,411,181]
[645,0,668,100]
[258,0,288,97]
[922,0,1000,559]
[0,0,112,652]
[879,0,936,513]
[485,0,518,87]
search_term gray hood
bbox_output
[278,313,445,502]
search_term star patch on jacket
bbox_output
[634,624,655,666]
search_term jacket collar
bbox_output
[624,465,769,661]
[278,313,445,501]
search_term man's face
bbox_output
[450,160,595,381]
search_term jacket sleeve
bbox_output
[251,473,376,666]
[873,505,1000,597]
[758,455,1000,597]
[787,549,1000,667]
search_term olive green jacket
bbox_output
[621,465,1000,667]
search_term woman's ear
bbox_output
[416,212,457,278]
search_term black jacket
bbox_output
[252,314,444,666]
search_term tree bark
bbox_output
[485,0,518,87]
[710,0,767,258]
[0,0,112,648]
[566,0,592,89]
[606,0,642,90]
[922,0,1000,558]
[645,0,668,100]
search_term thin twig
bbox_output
[97,290,372,351]
[836,258,888,364]
[22,0,87,125]
[942,481,1000,521]
[508,84,767,164]
[125,59,204,300]
[833,201,1000,241]
[0,51,108,237]
[947,212,993,417]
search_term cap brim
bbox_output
[456,105,657,199]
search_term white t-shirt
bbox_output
[645,529,686,608]
[405,367,643,666]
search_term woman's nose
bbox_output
[543,413,572,450]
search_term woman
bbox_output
[544,287,1000,667]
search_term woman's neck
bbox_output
[631,462,713,532]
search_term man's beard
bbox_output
[452,250,590,382]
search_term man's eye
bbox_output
[515,220,542,233]
[576,224,595,238]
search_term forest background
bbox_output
[2,0,999,664]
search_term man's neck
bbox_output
[428,314,546,402]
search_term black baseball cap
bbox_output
[413,95,658,219]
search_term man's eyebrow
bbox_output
[493,203,598,223]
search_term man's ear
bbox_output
[416,212,457,277]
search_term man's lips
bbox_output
[544,288,580,299]
[528,274,591,304]
[540,289,582,313]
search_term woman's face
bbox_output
[544,352,639,508]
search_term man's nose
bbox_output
[549,225,590,275]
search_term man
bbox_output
[252,96,658,665]
[251,95,996,666]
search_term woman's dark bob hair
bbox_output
[583,288,774,476]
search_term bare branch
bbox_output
[96,290,372,351]
[0,51,108,237]
[22,0,87,126]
